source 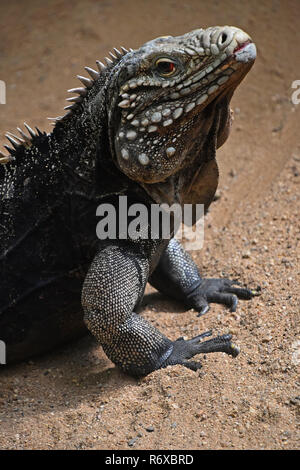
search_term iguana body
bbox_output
[0,26,257,375]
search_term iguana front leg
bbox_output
[82,243,173,376]
[149,238,256,316]
[82,241,243,376]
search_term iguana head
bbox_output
[107,26,256,185]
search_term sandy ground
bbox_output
[0,0,299,450]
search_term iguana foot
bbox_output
[185,278,260,316]
[162,330,239,371]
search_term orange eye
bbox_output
[155,58,177,77]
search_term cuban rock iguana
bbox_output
[0,26,257,376]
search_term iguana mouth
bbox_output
[233,39,251,53]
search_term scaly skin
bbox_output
[0,26,257,375]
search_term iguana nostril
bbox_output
[220,33,227,44]
[217,28,234,49]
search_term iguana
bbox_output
[0,26,257,375]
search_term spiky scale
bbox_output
[96,60,106,73]
[6,132,25,144]
[66,96,82,103]
[105,57,114,66]
[77,75,93,88]
[113,48,123,58]
[3,145,15,155]
[64,104,77,111]
[84,66,100,81]
[47,117,62,122]
[17,127,32,143]
[5,134,20,149]
[109,51,117,61]
[23,122,36,138]
[35,128,43,136]
[67,87,88,96]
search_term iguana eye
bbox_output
[155,58,177,77]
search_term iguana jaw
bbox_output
[112,26,256,184]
